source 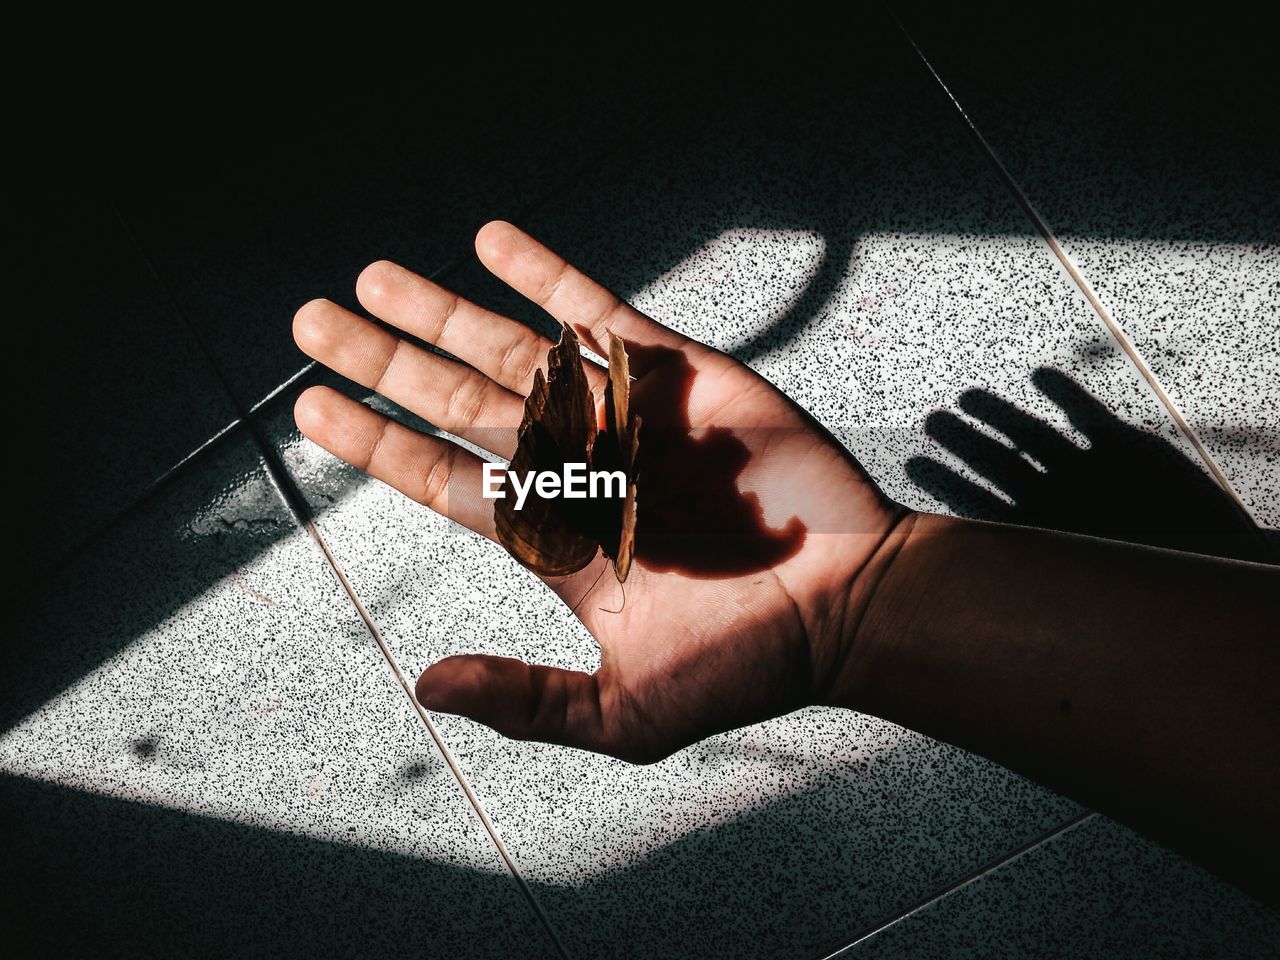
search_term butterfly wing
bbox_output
[494,324,598,577]
[603,333,640,582]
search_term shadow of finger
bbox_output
[924,411,1040,502]
[958,388,1079,466]
[1032,366,1117,438]
[905,456,1013,523]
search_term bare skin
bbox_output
[294,221,1278,903]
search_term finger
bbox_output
[417,655,640,759]
[958,388,1079,466]
[474,220,692,357]
[904,456,1013,523]
[294,299,522,458]
[355,259,606,396]
[1031,367,1116,438]
[924,411,1039,501]
[294,385,498,540]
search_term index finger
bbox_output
[474,221,694,357]
[355,259,606,397]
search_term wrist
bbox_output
[814,507,923,710]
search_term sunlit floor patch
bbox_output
[2,453,509,878]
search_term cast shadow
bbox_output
[0,772,543,959]
[0,742,1044,960]
[906,367,1273,564]
[889,6,1280,246]
[5,729,1271,960]
[623,342,806,576]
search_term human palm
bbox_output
[294,222,904,762]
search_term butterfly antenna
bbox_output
[569,558,610,617]
[598,575,626,616]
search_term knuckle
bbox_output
[534,261,571,307]
[418,444,456,506]
[357,416,390,473]
[500,337,540,388]
[443,375,488,429]
[433,292,463,341]
[589,299,623,338]
[371,340,403,393]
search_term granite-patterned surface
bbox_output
[257,388,1091,957]
[17,199,239,579]
[891,9,1280,528]
[0,432,555,959]
[843,816,1280,959]
[20,21,1273,958]
[406,65,1261,561]
[245,30,1244,953]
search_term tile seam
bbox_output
[285,503,574,960]
[135,102,676,960]
[247,361,318,415]
[815,810,1097,959]
[109,200,574,960]
[241,104,673,422]
[891,13,1261,529]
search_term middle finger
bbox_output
[294,298,523,458]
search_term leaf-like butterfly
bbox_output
[495,324,640,582]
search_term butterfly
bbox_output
[495,324,640,582]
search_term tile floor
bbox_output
[890,6,1280,530]
[8,13,1276,959]
[2,435,557,958]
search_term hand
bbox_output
[293,222,907,762]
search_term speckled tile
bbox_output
[427,76,1261,561]
[841,816,1279,959]
[257,21,1271,955]
[0,431,555,959]
[113,66,661,411]
[889,8,1280,528]
[16,198,239,580]
[246,50,1220,960]
[239,397,1090,956]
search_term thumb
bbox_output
[416,654,620,756]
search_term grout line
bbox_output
[892,15,1262,531]
[145,415,243,482]
[107,103,674,956]
[237,108,668,423]
[247,361,318,415]
[109,200,573,959]
[250,419,573,958]
[223,107,675,958]
[225,100,673,424]
[285,498,574,960]
[815,810,1097,960]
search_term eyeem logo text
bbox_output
[482,462,627,511]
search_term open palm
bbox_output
[294,222,906,762]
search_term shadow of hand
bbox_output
[906,367,1268,563]
[623,342,806,576]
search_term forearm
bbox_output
[829,512,1279,902]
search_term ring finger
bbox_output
[294,298,524,458]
